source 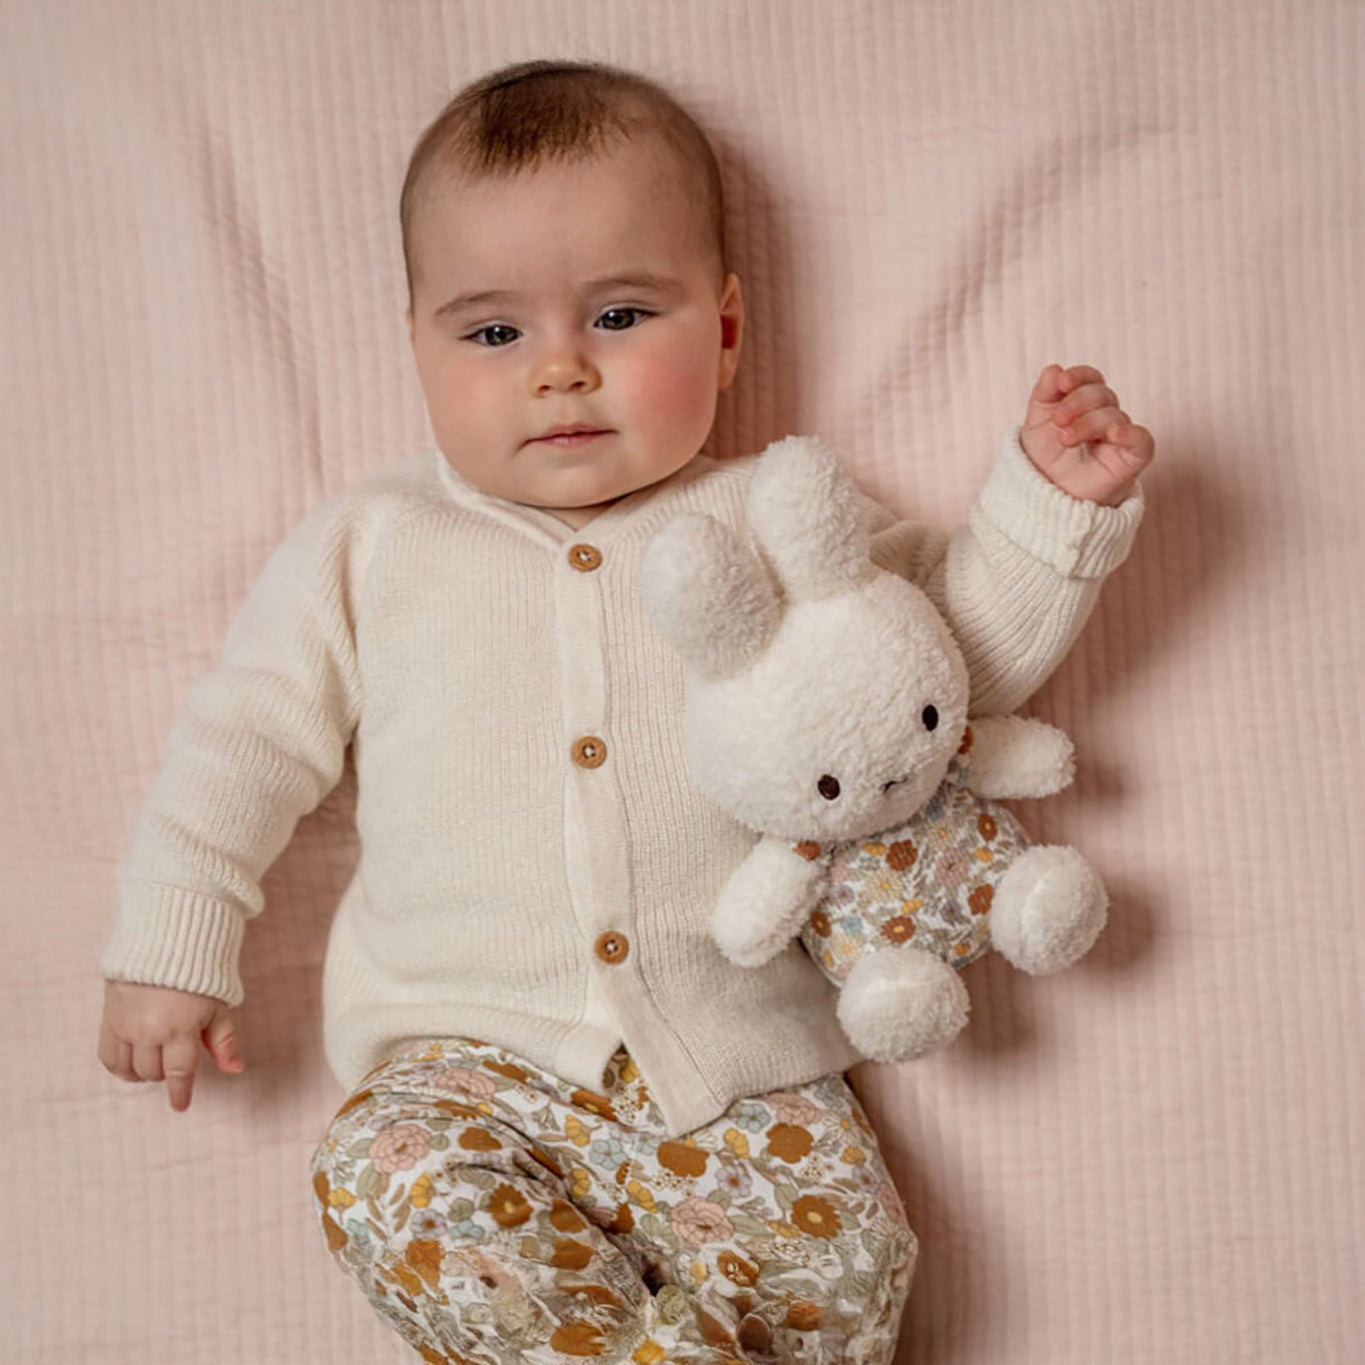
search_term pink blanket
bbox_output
[4,1,1361,1360]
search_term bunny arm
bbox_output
[959,716,1076,799]
[711,836,831,970]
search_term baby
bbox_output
[97,59,1152,1365]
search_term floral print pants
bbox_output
[308,1036,916,1365]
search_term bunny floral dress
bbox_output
[793,727,1031,983]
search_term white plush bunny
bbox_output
[639,435,1108,1061]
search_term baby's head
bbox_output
[401,60,745,524]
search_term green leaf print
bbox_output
[772,1183,799,1211]
[427,1132,449,1151]
[637,1213,668,1241]
[726,1212,772,1237]
[840,1268,878,1302]
[356,1164,390,1201]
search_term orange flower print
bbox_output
[607,1201,634,1235]
[551,1238,594,1270]
[405,1237,443,1289]
[571,1089,619,1123]
[767,1124,814,1163]
[791,1194,841,1238]
[809,908,832,938]
[785,1300,823,1331]
[321,1213,348,1254]
[657,1140,709,1178]
[567,1282,623,1308]
[880,916,916,944]
[977,812,998,841]
[886,840,917,872]
[488,1182,533,1228]
[369,1123,431,1173]
[484,1059,529,1083]
[550,1320,607,1356]
[457,1126,502,1152]
[968,884,994,916]
[718,1251,759,1287]
[549,1199,587,1233]
[670,1195,735,1246]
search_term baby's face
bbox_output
[406,135,744,523]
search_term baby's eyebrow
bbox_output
[433,271,683,321]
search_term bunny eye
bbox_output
[921,705,939,731]
[817,775,841,800]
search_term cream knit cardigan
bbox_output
[100,426,1144,1136]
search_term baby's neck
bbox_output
[543,503,611,531]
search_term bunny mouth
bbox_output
[881,774,913,794]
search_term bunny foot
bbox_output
[837,948,971,1061]
[990,845,1108,975]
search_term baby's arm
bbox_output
[98,494,368,1110]
[863,365,1151,714]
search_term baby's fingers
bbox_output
[204,1005,247,1075]
[97,1017,137,1081]
[1057,406,1128,446]
[163,1035,201,1112]
[1107,420,1156,469]
[132,1040,165,1083]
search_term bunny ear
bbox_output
[638,513,781,679]
[747,436,873,601]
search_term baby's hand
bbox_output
[98,980,245,1112]
[1020,364,1155,506]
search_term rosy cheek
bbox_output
[628,330,717,426]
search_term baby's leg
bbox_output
[608,1072,917,1364]
[308,1037,738,1364]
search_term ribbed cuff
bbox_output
[99,883,246,1006]
[974,424,1146,579]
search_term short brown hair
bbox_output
[400,60,726,307]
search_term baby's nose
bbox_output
[531,349,600,394]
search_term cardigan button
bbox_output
[568,543,602,572]
[595,930,629,964]
[572,736,607,768]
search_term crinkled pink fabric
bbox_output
[3,1,1361,1360]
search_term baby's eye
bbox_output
[596,307,650,331]
[466,323,520,347]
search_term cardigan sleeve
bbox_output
[99,494,369,1006]
[861,424,1145,715]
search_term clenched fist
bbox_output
[1021,363,1155,506]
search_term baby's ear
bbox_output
[638,513,780,679]
[747,436,873,602]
